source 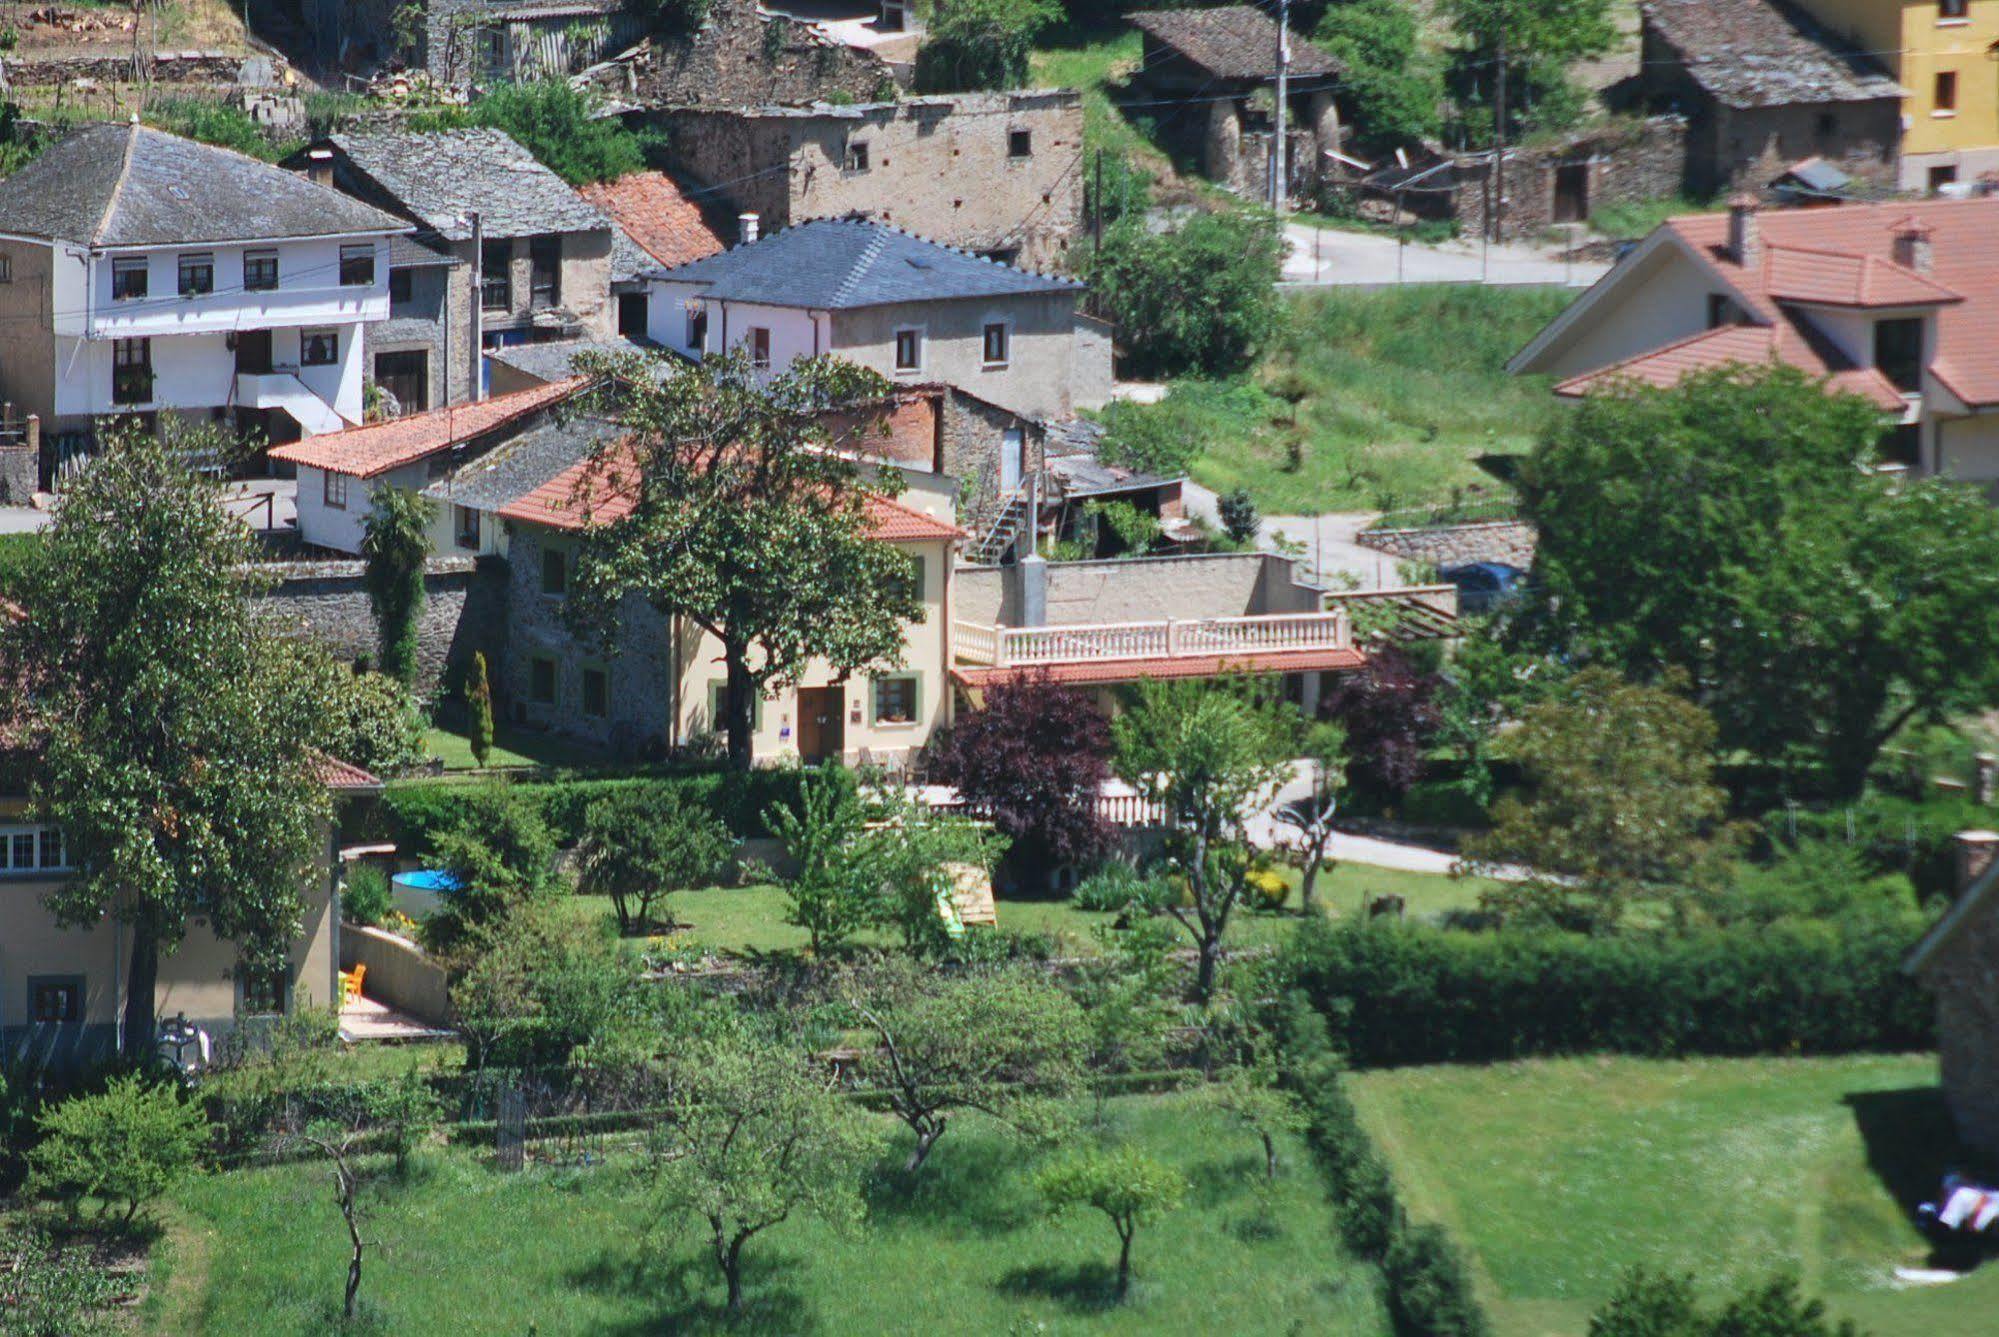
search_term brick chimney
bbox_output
[1955,829,1999,895]
[305,147,334,189]
[1727,193,1762,269]
[1893,215,1935,274]
[737,212,760,246]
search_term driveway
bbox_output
[0,506,46,534]
[1282,222,1609,288]
[1182,482,1398,588]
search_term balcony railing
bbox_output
[954,609,1352,668]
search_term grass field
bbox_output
[421,724,610,771]
[568,862,1495,957]
[1348,1054,1999,1337]
[148,1094,1386,1335]
[1168,286,1573,514]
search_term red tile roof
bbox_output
[577,172,726,269]
[1554,323,1905,410]
[313,753,384,792]
[269,378,590,479]
[953,647,1367,690]
[496,444,965,542]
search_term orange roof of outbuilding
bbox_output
[577,172,727,269]
[269,377,590,479]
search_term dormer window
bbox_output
[178,252,214,298]
[1874,317,1925,394]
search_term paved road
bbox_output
[0,479,296,537]
[1181,482,1401,588]
[1281,222,1609,288]
[0,506,45,534]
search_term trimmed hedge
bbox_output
[1284,917,1933,1069]
[380,770,819,849]
[1767,793,1995,901]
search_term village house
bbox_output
[295,128,618,411]
[0,122,409,482]
[644,90,1086,269]
[1906,831,1999,1159]
[1508,196,1999,490]
[1128,5,1344,204]
[1639,0,1905,197]
[278,0,644,85]
[576,168,732,345]
[645,217,1112,422]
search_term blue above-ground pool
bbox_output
[390,868,462,920]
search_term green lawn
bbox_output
[1179,286,1575,514]
[150,1094,1386,1334]
[1348,1054,1999,1337]
[568,862,1494,957]
[422,724,610,772]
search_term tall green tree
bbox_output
[1035,1147,1186,1302]
[9,424,332,1058]
[565,350,923,770]
[1112,679,1293,1000]
[576,785,731,934]
[467,81,652,186]
[360,485,434,686]
[1085,212,1284,380]
[1316,0,1444,149]
[464,650,494,768]
[912,0,1059,93]
[1516,366,1999,794]
[1439,0,1617,139]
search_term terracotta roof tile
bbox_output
[269,378,590,478]
[577,172,727,270]
[1763,245,1962,308]
[312,754,383,791]
[954,647,1367,690]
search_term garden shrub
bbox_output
[0,1226,136,1336]
[1072,862,1162,912]
[1284,917,1933,1069]
[28,1075,207,1224]
[341,864,393,927]
[1768,792,1997,901]
[381,769,816,851]
[1384,1224,1488,1337]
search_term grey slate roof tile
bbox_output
[1130,5,1340,81]
[327,128,611,241]
[645,218,1081,310]
[423,411,624,513]
[0,122,407,247]
[1642,0,1905,109]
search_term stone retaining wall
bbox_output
[255,555,506,698]
[0,444,33,504]
[1357,520,1537,571]
[2,49,250,87]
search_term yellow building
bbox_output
[1797,0,1999,188]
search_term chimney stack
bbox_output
[1955,830,1999,896]
[25,414,39,461]
[1893,216,1935,274]
[306,147,334,189]
[737,212,760,246]
[1727,193,1762,269]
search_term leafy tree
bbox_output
[765,768,873,954]
[273,650,426,775]
[1464,670,1740,933]
[1113,679,1294,1000]
[1035,1147,1186,1301]
[857,799,1007,955]
[649,1034,882,1316]
[1273,719,1347,915]
[850,965,1088,1172]
[1439,0,1618,142]
[1203,1061,1307,1181]
[1086,150,1152,233]
[1589,1268,1861,1337]
[565,350,922,769]
[1085,212,1284,380]
[421,787,559,956]
[360,485,434,686]
[1516,366,1999,794]
[10,423,331,1058]
[467,81,653,186]
[464,650,494,768]
[1434,632,1563,807]
[1218,487,1261,546]
[925,673,1114,892]
[912,0,1058,93]
[577,784,732,934]
[28,1076,206,1225]
[1316,0,1444,149]
[1320,646,1439,799]
[450,899,644,1071]
[1074,918,1182,1095]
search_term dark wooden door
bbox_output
[234,329,273,375]
[796,687,845,762]
[1553,163,1589,224]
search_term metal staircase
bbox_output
[968,489,1030,566]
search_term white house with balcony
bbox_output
[0,122,409,479]
[1509,196,1999,491]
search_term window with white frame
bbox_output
[894,327,922,372]
[339,243,376,286]
[455,504,481,550]
[982,321,1009,367]
[748,327,771,369]
[0,824,69,873]
[687,306,708,351]
[323,469,349,510]
[301,328,339,367]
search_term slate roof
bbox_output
[646,218,1081,309]
[268,377,590,478]
[577,171,727,272]
[1129,5,1341,81]
[1642,0,1905,109]
[325,128,611,242]
[1044,417,1181,498]
[485,337,653,386]
[0,122,408,248]
[425,412,628,513]
[388,233,462,269]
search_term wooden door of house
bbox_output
[797,687,845,763]
[1553,162,1590,223]
[234,329,273,375]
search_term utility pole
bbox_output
[1491,28,1508,244]
[1271,0,1290,213]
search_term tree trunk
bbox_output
[1194,932,1222,1003]
[722,1233,746,1315]
[338,1171,364,1320]
[1298,849,1322,916]
[122,917,160,1063]
[1262,1129,1278,1181]
[723,641,755,773]
[1115,1224,1134,1300]
[904,1117,946,1173]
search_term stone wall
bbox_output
[940,388,1039,535]
[1454,116,1687,243]
[957,551,1317,627]
[0,444,33,504]
[1919,897,1999,1160]
[1357,520,1537,570]
[255,555,505,698]
[579,1,890,111]
[1,50,252,87]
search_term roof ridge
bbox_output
[92,120,141,247]
[830,223,892,307]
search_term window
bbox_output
[1936,70,1959,113]
[541,546,567,597]
[300,328,339,367]
[1875,317,1925,393]
[323,469,349,510]
[455,504,481,550]
[339,243,376,286]
[894,327,922,372]
[708,681,763,731]
[239,966,289,1016]
[581,666,609,718]
[1816,111,1839,138]
[244,248,279,292]
[748,326,771,369]
[0,824,67,873]
[388,267,414,306]
[873,675,918,725]
[374,349,429,414]
[1008,129,1033,159]
[529,235,561,309]
[28,978,81,1024]
[177,252,214,297]
[529,656,558,705]
[481,240,511,311]
[1705,294,1741,329]
[112,337,151,405]
[0,251,12,283]
[896,551,926,604]
[982,321,1009,366]
[111,256,148,300]
[844,139,870,173]
[1930,164,1960,193]
[686,306,708,351]
[618,291,648,339]
[1942,0,1969,18]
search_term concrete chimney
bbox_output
[1727,193,1762,269]
[306,147,335,189]
[737,212,761,246]
[1955,829,1999,896]
[24,413,38,458]
[1893,216,1935,274]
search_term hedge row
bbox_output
[1283,916,1933,1069]
[1766,792,1995,900]
[378,769,821,848]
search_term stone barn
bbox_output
[1908,830,1999,1159]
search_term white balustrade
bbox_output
[956,609,1353,668]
